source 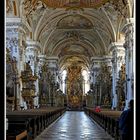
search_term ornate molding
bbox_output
[6,18,21,27]
[23,0,46,17]
[64,31,84,41]
[45,57,59,71]
[6,28,19,35]
[26,41,42,51]
[37,55,47,71]
[6,18,31,36]
[6,0,13,13]
[122,18,134,34]
[6,36,18,51]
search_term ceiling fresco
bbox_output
[6,0,133,70]
[58,44,91,57]
[41,0,110,8]
[57,15,93,29]
[59,56,89,70]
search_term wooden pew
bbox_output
[7,107,66,139]
[7,130,27,140]
[84,107,121,140]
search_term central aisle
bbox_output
[35,111,114,140]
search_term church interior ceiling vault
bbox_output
[6,0,133,70]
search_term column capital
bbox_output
[103,56,112,67]
[103,55,112,59]
[122,18,134,34]
[113,44,125,59]
[38,55,46,66]
[26,40,42,52]
[109,42,125,52]
[91,55,112,62]
[112,42,125,49]
[126,18,134,24]
[46,57,59,69]
[46,56,59,61]
[38,55,46,64]
[90,56,103,62]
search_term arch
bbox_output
[43,37,97,57]
[101,7,116,42]
[59,55,90,71]
[35,9,116,47]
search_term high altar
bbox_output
[67,66,83,109]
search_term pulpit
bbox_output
[20,63,38,109]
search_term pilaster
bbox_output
[6,17,33,109]
[122,18,134,108]
[111,42,125,109]
[25,40,42,107]
[90,57,102,86]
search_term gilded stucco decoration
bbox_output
[6,0,13,13]
[23,0,46,17]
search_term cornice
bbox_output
[6,18,21,27]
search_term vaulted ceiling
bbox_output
[6,0,134,71]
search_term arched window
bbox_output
[82,70,90,94]
[62,70,67,94]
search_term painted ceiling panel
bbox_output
[41,0,110,8]
[57,15,93,29]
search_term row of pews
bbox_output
[6,107,66,140]
[84,108,122,140]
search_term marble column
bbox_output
[25,40,41,74]
[58,72,63,93]
[90,57,103,107]
[25,40,42,107]
[90,57,102,85]
[37,55,46,107]
[6,18,28,109]
[111,42,125,110]
[38,55,47,76]
[18,27,28,108]
[122,18,134,109]
[103,55,112,69]
[46,57,59,106]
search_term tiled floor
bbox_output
[35,111,114,140]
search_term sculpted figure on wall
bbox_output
[6,0,12,13]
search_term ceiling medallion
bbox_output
[41,0,110,8]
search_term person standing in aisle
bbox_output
[119,99,134,140]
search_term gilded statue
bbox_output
[120,64,126,81]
